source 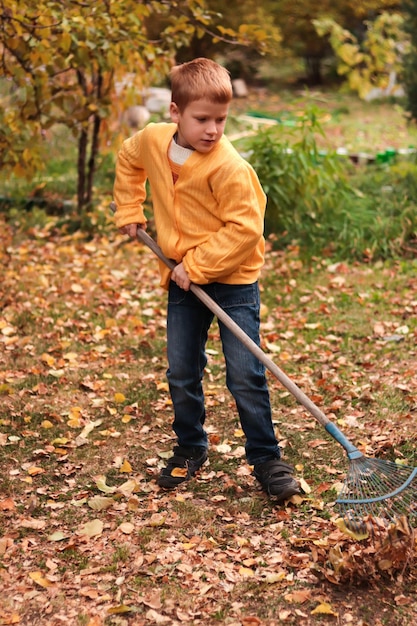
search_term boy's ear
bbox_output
[170,102,180,122]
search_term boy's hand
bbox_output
[119,223,146,238]
[171,262,191,291]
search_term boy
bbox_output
[113,58,300,502]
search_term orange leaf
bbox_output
[284,590,311,604]
[29,571,55,588]
[0,497,16,511]
[119,459,132,473]
[171,467,188,477]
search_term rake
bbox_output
[110,203,417,528]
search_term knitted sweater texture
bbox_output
[113,122,266,288]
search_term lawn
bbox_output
[1,87,417,625]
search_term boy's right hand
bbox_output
[119,223,146,238]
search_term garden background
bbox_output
[1,2,417,625]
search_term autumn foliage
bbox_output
[1,208,417,625]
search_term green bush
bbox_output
[341,160,417,259]
[246,107,352,253]
[246,108,417,260]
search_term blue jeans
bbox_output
[166,281,281,465]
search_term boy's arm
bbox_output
[113,135,148,229]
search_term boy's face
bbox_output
[170,99,229,153]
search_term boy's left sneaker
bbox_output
[253,459,300,502]
[157,445,208,489]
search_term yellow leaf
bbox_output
[27,466,44,476]
[79,518,104,538]
[239,566,255,578]
[67,417,82,428]
[171,467,188,478]
[118,522,135,534]
[88,496,114,511]
[67,406,82,428]
[41,353,55,366]
[107,605,133,615]
[119,459,132,473]
[121,414,132,423]
[48,531,68,542]
[335,518,369,541]
[94,475,117,493]
[311,602,338,616]
[114,392,126,403]
[265,571,286,583]
[117,479,138,496]
[51,437,70,445]
[41,420,54,429]
[29,571,54,588]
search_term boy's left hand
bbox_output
[171,262,191,291]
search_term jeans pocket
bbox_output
[168,280,188,305]
[212,282,259,310]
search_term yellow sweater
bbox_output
[113,122,266,289]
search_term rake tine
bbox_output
[336,458,417,529]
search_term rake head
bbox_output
[336,456,417,531]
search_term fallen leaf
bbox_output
[119,458,132,473]
[107,605,134,615]
[88,496,114,511]
[118,522,135,534]
[94,475,117,493]
[79,518,104,538]
[335,518,369,541]
[29,571,55,588]
[171,467,188,478]
[284,590,311,604]
[299,477,311,494]
[0,497,16,511]
[311,602,338,616]
[48,531,68,542]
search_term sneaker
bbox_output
[157,445,208,489]
[253,459,301,502]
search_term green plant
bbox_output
[246,105,352,253]
[246,105,417,260]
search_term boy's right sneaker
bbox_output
[157,445,208,489]
[253,458,300,502]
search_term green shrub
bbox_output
[341,160,417,259]
[246,107,417,260]
[246,106,353,253]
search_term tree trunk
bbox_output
[304,55,323,85]
[77,128,88,211]
[86,113,101,207]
